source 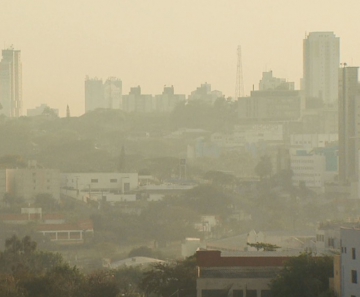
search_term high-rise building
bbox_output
[338,66,360,183]
[0,46,22,117]
[85,76,122,113]
[122,86,153,113]
[85,77,104,113]
[154,86,185,112]
[303,32,340,104]
[104,77,122,110]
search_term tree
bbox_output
[247,242,280,251]
[0,235,63,276]
[117,145,126,172]
[255,155,272,180]
[140,256,196,297]
[270,253,334,297]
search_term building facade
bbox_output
[122,86,153,112]
[338,66,360,184]
[85,77,104,112]
[303,32,340,104]
[104,77,122,109]
[154,86,185,112]
[62,172,139,194]
[238,90,301,122]
[259,70,294,91]
[0,46,22,117]
[341,228,360,297]
[196,250,288,297]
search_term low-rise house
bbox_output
[37,220,94,245]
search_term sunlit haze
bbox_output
[1,0,359,116]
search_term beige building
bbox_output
[3,161,60,201]
[303,32,340,104]
[196,250,289,297]
[238,90,301,122]
[0,46,22,117]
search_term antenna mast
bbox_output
[235,45,244,99]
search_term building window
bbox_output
[202,290,229,297]
[233,291,244,297]
[246,290,257,297]
[124,182,130,192]
[352,270,357,284]
[91,179,98,183]
[353,248,356,259]
[261,291,272,297]
[110,179,117,183]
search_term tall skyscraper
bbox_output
[338,66,360,183]
[303,32,340,104]
[0,46,22,117]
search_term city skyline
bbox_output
[1,1,360,116]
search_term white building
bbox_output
[259,70,294,91]
[62,172,139,201]
[85,76,122,112]
[122,86,154,113]
[104,77,122,109]
[2,161,60,201]
[188,83,222,105]
[154,86,185,112]
[85,77,104,112]
[303,32,340,104]
[290,151,326,189]
[341,227,360,297]
[290,134,338,149]
[0,46,22,117]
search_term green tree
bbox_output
[140,256,196,297]
[255,155,272,180]
[247,242,280,251]
[270,253,334,297]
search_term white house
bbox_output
[341,227,360,297]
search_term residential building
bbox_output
[188,83,222,105]
[27,104,59,117]
[340,227,360,296]
[154,85,185,112]
[259,70,294,91]
[338,66,360,184]
[85,76,104,112]
[291,150,322,188]
[196,250,289,297]
[104,77,122,109]
[11,161,60,201]
[0,46,22,117]
[122,86,154,112]
[303,32,340,104]
[238,90,301,122]
[290,133,338,149]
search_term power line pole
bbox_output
[235,45,244,100]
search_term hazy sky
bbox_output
[1,0,360,116]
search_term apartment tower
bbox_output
[303,32,340,104]
[0,46,22,117]
[338,66,360,184]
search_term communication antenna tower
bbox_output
[235,45,244,99]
